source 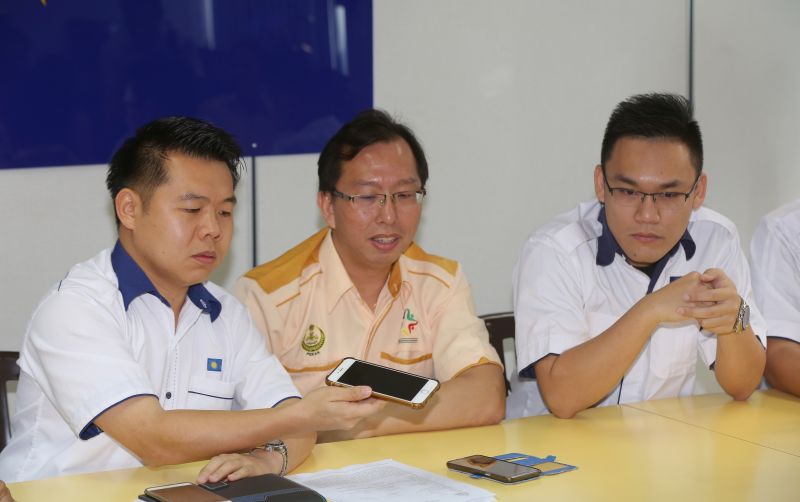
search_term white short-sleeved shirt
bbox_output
[507,200,766,418]
[0,243,300,482]
[751,198,800,344]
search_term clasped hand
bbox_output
[654,268,741,335]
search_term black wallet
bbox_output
[139,474,325,502]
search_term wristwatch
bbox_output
[252,440,288,476]
[733,298,751,333]
[265,440,288,477]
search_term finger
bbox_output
[224,463,255,481]
[698,317,735,334]
[684,288,736,303]
[699,268,733,288]
[198,455,246,483]
[330,397,387,429]
[208,458,249,483]
[329,385,373,402]
[197,456,227,483]
[678,303,736,320]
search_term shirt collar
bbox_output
[110,241,221,322]
[595,205,696,267]
[321,230,404,313]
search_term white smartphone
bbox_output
[325,357,440,408]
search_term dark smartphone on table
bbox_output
[447,454,542,484]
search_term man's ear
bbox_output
[115,188,142,231]
[317,191,336,229]
[594,165,606,203]
[691,173,708,209]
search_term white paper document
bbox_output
[288,459,495,502]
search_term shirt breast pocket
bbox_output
[378,351,434,378]
[186,377,236,411]
[649,322,699,378]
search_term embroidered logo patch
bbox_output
[207,358,222,372]
[301,324,326,355]
[400,308,419,343]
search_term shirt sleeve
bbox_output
[513,235,590,377]
[751,216,800,344]
[20,289,156,438]
[225,298,301,406]
[233,276,281,353]
[429,268,503,382]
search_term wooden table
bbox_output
[9,390,800,501]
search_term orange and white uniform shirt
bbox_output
[235,229,502,394]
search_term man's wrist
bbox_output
[632,295,662,332]
[250,440,288,476]
[249,445,286,476]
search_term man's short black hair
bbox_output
[601,93,703,176]
[107,116,242,223]
[317,109,428,192]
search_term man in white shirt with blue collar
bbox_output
[751,198,800,397]
[509,93,766,418]
[0,117,382,483]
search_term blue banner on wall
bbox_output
[0,0,372,169]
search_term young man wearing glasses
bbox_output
[235,109,505,441]
[509,93,766,418]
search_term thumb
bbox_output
[334,385,372,402]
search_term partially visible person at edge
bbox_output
[0,117,383,484]
[0,481,14,502]
[751,198,800,397]
[508,93,766,418]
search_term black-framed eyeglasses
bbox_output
[603,172,700,211]
[331,189,427,211]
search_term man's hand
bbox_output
[288,385,386,432]
[197,450,279,484]
[0,481,14,502]
[644,272,708,324]
[677,268,741,335]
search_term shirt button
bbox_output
[165,392,172,399]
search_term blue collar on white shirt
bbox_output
[595,206,696,293]
[110,241,222,322]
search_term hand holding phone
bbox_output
[447,455,541,484]
[326,357,440,408]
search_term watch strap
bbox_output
[250,440,288,477]
[265,440,288,477]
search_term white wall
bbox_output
[694,0,800,242]
[372,0,689,315]
[1,2,798,398]
[0,160,255,350]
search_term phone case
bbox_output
[325,359,440,409]
[326,379,438,408]
[142,475,324,502]
[446,456,541,484]
[145,483,229,502]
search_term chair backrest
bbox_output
[0,351,20,452]
[480,312,514,394]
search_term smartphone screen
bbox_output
[326,358,439,407]
[447,455,541,483]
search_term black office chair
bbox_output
[480,312,515,394]
[0,351,20,452]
